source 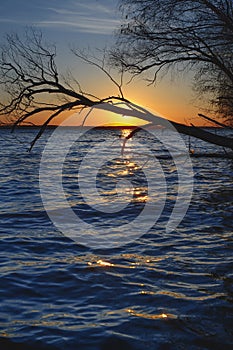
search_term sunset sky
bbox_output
[0,0,203,126]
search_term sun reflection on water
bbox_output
[126,309,176,320]
[120,128,134,139]
[87,260,114,267]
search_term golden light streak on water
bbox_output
[126,309,177,320]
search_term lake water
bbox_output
[0,126,232,350]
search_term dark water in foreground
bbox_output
[0,127,232,350]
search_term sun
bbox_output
[52,106,148,127]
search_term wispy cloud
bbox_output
[69,1,115,15]
[0,18,26,24]
[40,1,120,35]
[37,18,120,35]
[0,0,120,35]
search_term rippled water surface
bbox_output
[0,127,232,350]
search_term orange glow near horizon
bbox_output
[10,103,205,128]
[1,77,208,127]
[53,108,149,127]
[23,70,203,127]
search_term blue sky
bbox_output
[0,0,119,45]
[0,0,156,126]
[0,0,200,125]
[0,0,126,123]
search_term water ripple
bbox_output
[0,127,232,349]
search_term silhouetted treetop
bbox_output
[0,27,232,153]
[111,0,233,124]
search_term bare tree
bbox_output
[194,64,233,125]
[0,29,126,149]
[111,0,233,125]
[0,28,233,153]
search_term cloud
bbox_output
[40,1,120,35]
[0,0,120,35]
[37,17,120,35]
[69,1,115,15]
[0,18,26,24]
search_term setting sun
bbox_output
[52,105,151,127]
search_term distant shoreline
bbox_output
[0,124,228,129]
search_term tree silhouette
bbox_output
[111,0,233,125]
[0,28,232,153]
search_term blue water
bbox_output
[0,126,232,350]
